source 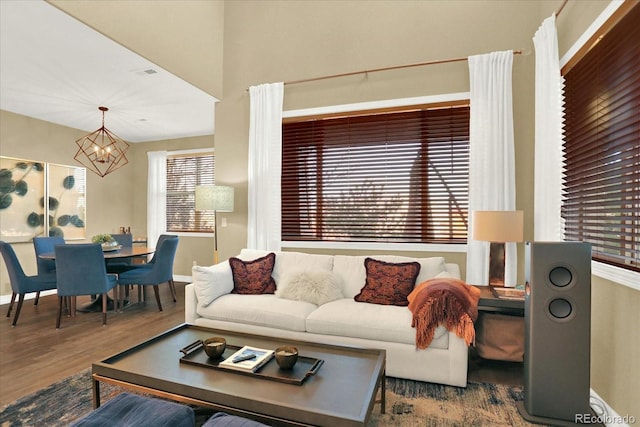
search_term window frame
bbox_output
[281,93,470,253]
[560,0,639,290]
[165,148,215,237]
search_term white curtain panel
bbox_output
[247,82,284,251]
[533,14,565,241]
[466,51,517,286]
[147,150,167,252]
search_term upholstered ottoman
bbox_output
[70,392,195,427]
[202,412,268,427]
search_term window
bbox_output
[282,104,470,244]
[166,152,215,233]
[562,3,639,272]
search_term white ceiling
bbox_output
[0,0,217,143]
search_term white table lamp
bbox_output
[472,210,524,286]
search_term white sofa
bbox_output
[185,249,469,387]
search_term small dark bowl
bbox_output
[275,346,298,369]
[203,337,226,359]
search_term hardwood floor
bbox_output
[0,282,522,407]
[0,283,186,407]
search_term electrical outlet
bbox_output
[221,217,227,227]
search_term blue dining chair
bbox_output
[32,236,65,305]
[117,236,178,312]
[147,234,177,265]
[0,241,57,326]
[106,233,135,274]
[54,243,119,328]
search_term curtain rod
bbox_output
[556,0,569,17]
[245,49,523,91]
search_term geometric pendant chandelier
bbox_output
[74,106,130,177]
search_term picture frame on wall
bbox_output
[47,162,86,240]
[0,156,46,242]
[0,156,86,242]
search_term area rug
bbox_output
[0,369,540,426]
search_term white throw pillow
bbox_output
[276,270,344,306]
[192,261,234,307]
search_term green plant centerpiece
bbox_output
[91,234,117,248]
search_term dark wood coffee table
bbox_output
[91,324,386,427]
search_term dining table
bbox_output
[39,246,156,261]
[39,246,156,312]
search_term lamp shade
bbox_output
[471,210,524,242]
[195,185,234,212]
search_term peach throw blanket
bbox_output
[407,278,481,349]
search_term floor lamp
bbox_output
[471,210,524,287]
[195,185,234,264]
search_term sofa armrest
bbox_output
[447,330,469,387]
[444,263,461,279]
[185,283,199,324]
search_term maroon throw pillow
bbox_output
[354,258,421,306]
[229,253,277,294]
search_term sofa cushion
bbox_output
[229,253,276,294]
[276,269,344,305]
[333,255,447,298]
[305,299,449,348]
[192,261,234,307]
[354,258,420,306]
[197,294,316,332]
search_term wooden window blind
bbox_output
[562,2,639,271]
[282,105,470,244]
[166,153,215,233]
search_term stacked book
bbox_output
[218,346,275,373]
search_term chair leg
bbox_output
[120,286,126,312]
[169,279,177,302]
[34,291,41,306]
[152,285,163,311]
[6,292,16,318]
[64,296,72,317]
[112,287,117,312]
[11,294,26,327]
[102,292,108,325]
[56,296,64,329]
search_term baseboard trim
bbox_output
[0,289,57,305]
[174,274,191,283]
[0,276,193,306]
[590,388,632,427]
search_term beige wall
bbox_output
[215,0,541,274]
[591,277,640,421]
[1,0,637,419]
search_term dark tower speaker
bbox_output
[518,241,592,425]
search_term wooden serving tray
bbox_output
[179,340,323,386]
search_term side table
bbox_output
[475,286,525,362]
